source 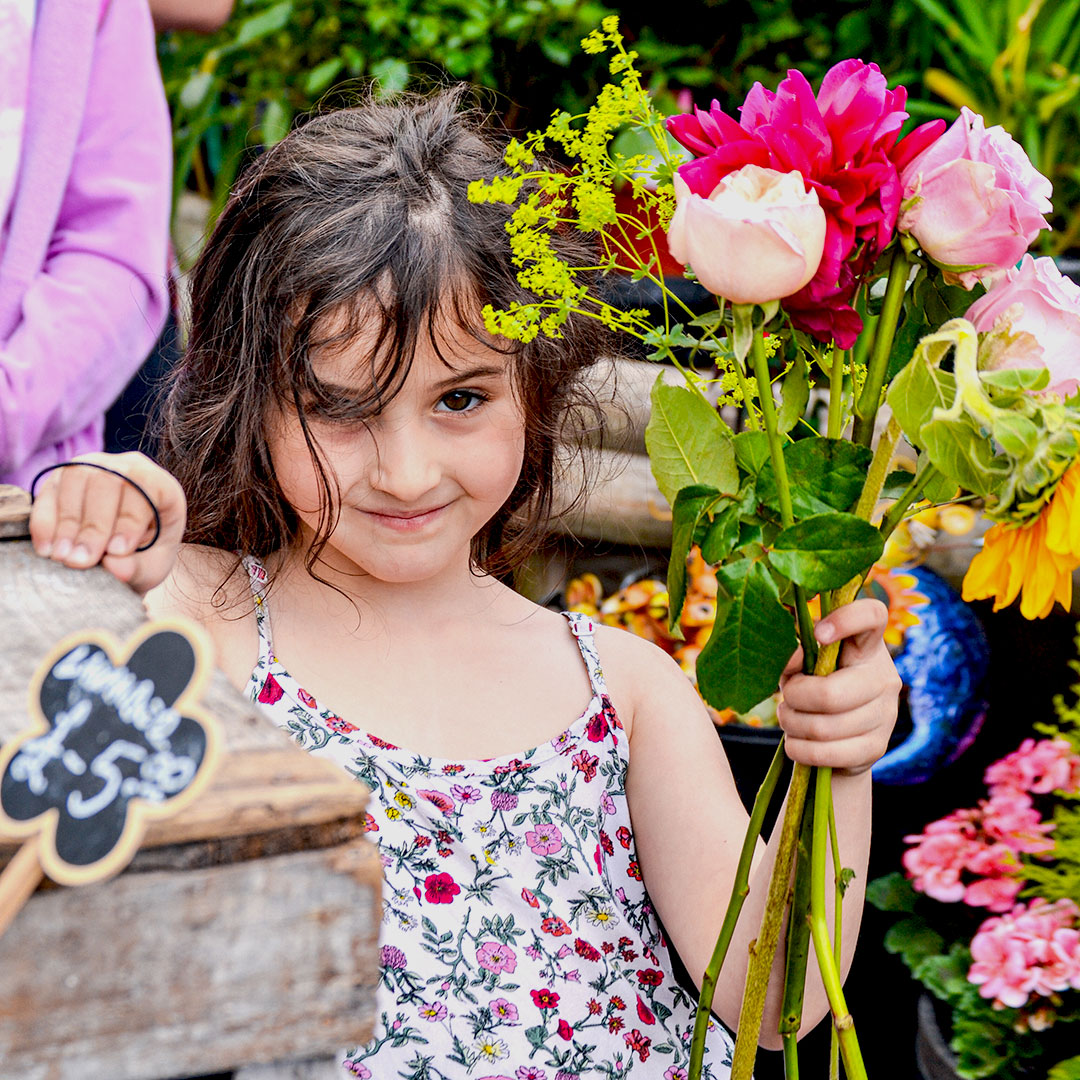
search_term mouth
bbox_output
[362,504,449,532]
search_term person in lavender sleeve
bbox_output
[0,0,171,488]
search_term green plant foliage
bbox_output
[695,558,798,714]
[756,438,875,518]
[644,379,737,505]
[769,512,884,591]
[668,485,723,634]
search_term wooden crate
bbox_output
[0,494,381,1080]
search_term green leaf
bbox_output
[920,421,1003,497]
[758,438,874,517]
[887,349,957,451]
[304,57,345,97]
[645,378,737,505]
[179,70,215,112]
[260,99,291,146]
[887,304,931,382]
[866,871,919,913]
[234,1,294,47]
[881,469,918,500]
[733,431,771,477]
[990,412,1040,458]
[701,498,741,564]
[525,1025,548,1050]
[980,366,1051,393]
[883,916,945,973]
[695,560,797,713]
[1049,1055,1080,1080]
[371,58,411,97]
[777,352,810,434]
[668,486,720,634]
[769,512,884,591]
[922,462,960,503]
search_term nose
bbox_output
[367,416,441,504]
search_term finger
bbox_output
[814,598,889,663]
[65,465,125,567]
[780,661,899,716]
[781,644,805,680]
[103,481,159,557]
[28,469,62,556]
[48,463,99,563]
[782,728,887,773]
[777,693,893,743]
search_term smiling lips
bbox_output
[363,504,449,532]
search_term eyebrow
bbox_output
[430,364,506,391]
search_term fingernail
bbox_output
[53,538,72,560]
[71,544,91,565]
[37,541,52,558]
[106,535,128,556]
[815,623,835,643]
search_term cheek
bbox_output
[266,414,331,517]
[476,415,527,502]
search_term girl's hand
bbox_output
[28,452,186,596]
[778,597,901,775]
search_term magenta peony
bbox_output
[667,59,944,347]
[665,165,826,304]
[899,108,1052,287]
[966,255,1080,399]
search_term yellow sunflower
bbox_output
[963,462,1080,619]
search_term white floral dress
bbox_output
[243,557,735,1080]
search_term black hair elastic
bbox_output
[29,461,162,553]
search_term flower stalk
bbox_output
[853,248,910,446]
[689,739,787,1076]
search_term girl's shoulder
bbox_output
[144,543,259,690]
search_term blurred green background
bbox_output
[160,0,1080,253]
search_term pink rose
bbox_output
[899,108,1051,287]
[966,255,1080,399]
[668,60,944,345]
[666,165,826,304]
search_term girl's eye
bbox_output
[437,389,487,414]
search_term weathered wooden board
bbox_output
[0,838,381,1080]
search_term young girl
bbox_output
[29,89,900,1078]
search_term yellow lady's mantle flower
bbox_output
[963,461,1080,618]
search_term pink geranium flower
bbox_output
[667,60,944,347]
[984,737,1080,797]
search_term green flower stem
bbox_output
[827,346,846,440]
[689,738,787,1079]
[828,791,843,1080]
[748,326,817,670]
[878,462,944,542]
[809,766,867,1080]
[730,761,813,1080]
[779,777,816,1080]
[852,248,910,447]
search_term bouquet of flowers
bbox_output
[468,16,1080,1079]
[870,676,1080,1080]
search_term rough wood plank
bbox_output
[0,485,30,538]
[235,1060,344,1080]
[0,838,382,1080]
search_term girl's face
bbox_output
[266,314,527,587]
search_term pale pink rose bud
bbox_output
[899,107,1052,288]
[966,254,1080,399]
[666,164,826,304]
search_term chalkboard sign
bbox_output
[0,621,219,886]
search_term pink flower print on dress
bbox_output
[296,686,317,709]
[516,1068,547,1080]
[381,945,407,970]
[492,790,519,810]
[530,987,560,1010]
[491,997,519,1023]
[325,715,358,734]
[551,730,577,755]
[451,784,482,803]
[423,872,460,904]
[257,673,284,705]
[665,1068,689,1080]
[526,822,564,856]
[418,1001,448,1022]
[417,789,455,814]
[477,941,518,974]
[344,1062,371,1079]
[586,711,609,743]
[557,1018,573,1040]
[601,792,617,816]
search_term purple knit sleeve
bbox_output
[0,0,171,486]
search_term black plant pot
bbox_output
[916,995,960,1080]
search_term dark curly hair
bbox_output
[159,85,613,591]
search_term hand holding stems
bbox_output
[28,452,186,596]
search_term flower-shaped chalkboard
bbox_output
[0,621,219,886]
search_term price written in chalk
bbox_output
[0,623,219,885]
